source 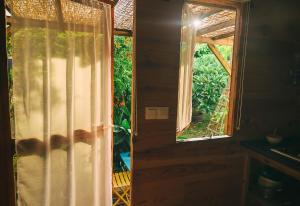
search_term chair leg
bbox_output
[122,187,130,206]
[113,187,130,206]
[113,190,124,206]
[114,192,128,206]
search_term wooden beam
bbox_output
[98,0,114,5]
[186,0,242,10]
[198,8,222,19]
[72,0,114,6]
[207,43,231,75]
[196,36,233,46]
[115,28,132,36]
[197,19,235,35]
[212,31,235,40]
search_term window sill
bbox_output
[176,135,230,143]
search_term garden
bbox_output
[113,36,133,171]
[177,43,233,141]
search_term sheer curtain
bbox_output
[177,3,196,133]
[9,0,112,205]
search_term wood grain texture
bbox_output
[133,0,300,205]
[197,19,236,36]
[235,0,300,140]
[133,0,246,205]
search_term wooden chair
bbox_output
[113,171,131,206]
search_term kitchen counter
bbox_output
[241,139,300,181]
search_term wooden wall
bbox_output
[133,0,245,205]
[133,0,300,206]
[236,0,300,140]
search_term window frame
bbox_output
[177,0,246,141]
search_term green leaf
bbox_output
[122,119,130,130]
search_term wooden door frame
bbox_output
[0,0,15,205]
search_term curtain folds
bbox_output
[10,0,112,205]
[177,4,196,133]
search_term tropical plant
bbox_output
[178,44,232,140]
[192,44,231,114]
[113,36,132,151]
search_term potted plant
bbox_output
[192,108,203,123]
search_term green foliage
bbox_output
[113,36,132,150]
[177,114,211,141]
[12,29,99,67]
[177,44,232,140]
[6,34,12,57]
[192,44,231,114]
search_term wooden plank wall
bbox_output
[133,0,245,206]
[133,0,300,206]
[236,0,300,140]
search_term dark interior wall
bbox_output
[0,1,15,205]
[237,0,300,140]
[133,0,300,206]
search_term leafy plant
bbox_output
[113,36,132,151]
[178,43,232,140]
[192,44,231,114]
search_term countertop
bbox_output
[241,139,300,180]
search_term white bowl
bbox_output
[266,135,282,145]
[258,175,282,188]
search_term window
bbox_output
[177,2,241,142]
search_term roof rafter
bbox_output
[196,36,233,46]
[212,31,235,40]
[197,19,235,36]
[197,8,222,19]
[207,43,231,75]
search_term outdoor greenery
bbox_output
[177,43,232,140]
[192,44,231,114]
[113,36,132,171]
[113,36,132,149]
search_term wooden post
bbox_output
[0,0,16,205]
[196,36,233,46]
[207,43,231,75]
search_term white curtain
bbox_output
[9,0,112,205]
[177,3,196,133]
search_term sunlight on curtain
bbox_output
[9,0,112,205]
[177,3,196,133]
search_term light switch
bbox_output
[145,107,169,120]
